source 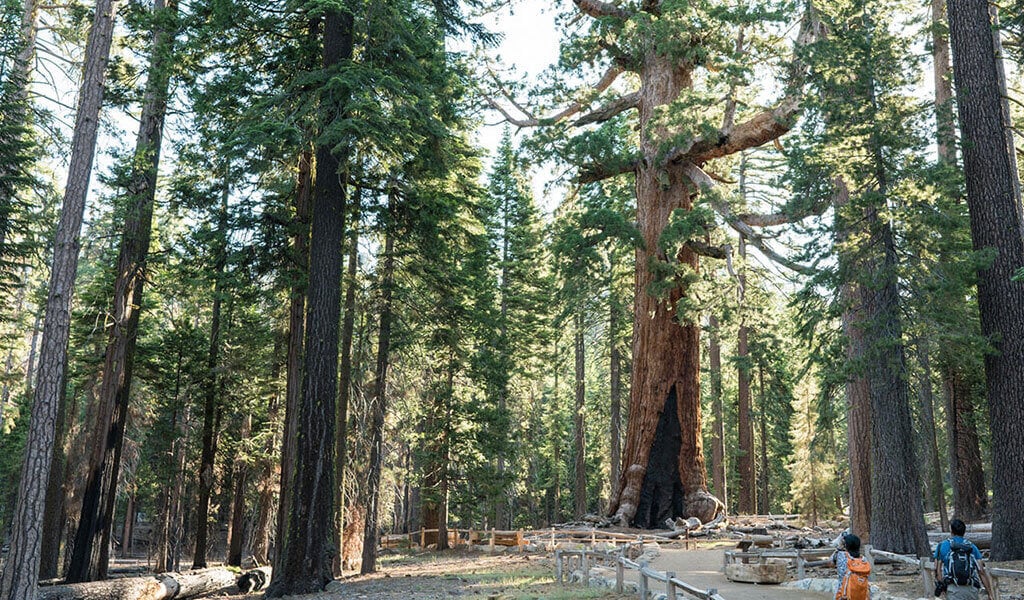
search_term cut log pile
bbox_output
[38,567,237,600]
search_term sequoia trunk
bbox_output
[609,53,721,527]
[944,367,987,521]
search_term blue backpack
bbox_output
[944,540,978,587]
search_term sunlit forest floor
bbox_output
[220,550,632,599]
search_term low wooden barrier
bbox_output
[555,548,726,600]
[870,548,1024,600]
[380,528,527,551]
[723,547,834,580]
[988,567,1024,600]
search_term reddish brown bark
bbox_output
[708,315,726,504]
[608,52,722,527]
[943,367,987,521]
[574,311,587,517]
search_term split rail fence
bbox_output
[555,548,726,600]
[859,549,1024,600]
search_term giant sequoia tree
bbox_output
[491,0,821,526]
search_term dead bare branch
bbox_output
[574,0,633,19]
[485,65,626,129]
[683,164,817,275]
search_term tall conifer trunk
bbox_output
[334,203,358,575]
[266,6,354,592]
[192,189,228,569]
[708,315,726,505]
[361,225,395,575]
[836,177,872,541]
[573,311,587,517]
[0,0,120,595]
[915,344,949,531]
[66,0,177,579]
[274,146,311,574]
[944,369,987,521]
[227,414,251,566]
[737,240,754,515]
[862,59,929,550]
[947,0,1024,560]
[609,292,623,495]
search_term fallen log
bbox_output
[39,567,237,600]
[928,531,991,549]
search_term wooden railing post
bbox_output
[616,557,625,593]
[666,571,678,600]
[582,549,590,584]
[797,550,806,579]
[489,528,495,553]
[556,549,563,584]
[921,558,935,597]
[640,561,649,599]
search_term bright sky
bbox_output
[472,2,564,211]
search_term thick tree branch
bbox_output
[687,239,728,259]
[578,157,641,183]
[574,0,633,19]
[683,164,817,275]
[664,7,826,165]
[575,92,640,126]
[486,65,626,128]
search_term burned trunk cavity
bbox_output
[634,389,684,528]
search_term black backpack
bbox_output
[945,540,978,586]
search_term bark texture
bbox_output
[609,295,623,495]
[333,199,359,576]
[66,0,177,579]
[737,272,754,514]
[0,0,120,596]
[361,228,394,575]
[916,345,949,531]
[265,7,354,593]
[863,205,929,555]
[39,567,236,600]
[836,177,872,542]
[273,146,311,574]
[708,315,726,504]
[608,52,721,527]
[946,0,1024,560]
[573,311,587,517]
[943,367,987,521]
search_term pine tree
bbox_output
[0,0,121,594]
[947,0,1024,560]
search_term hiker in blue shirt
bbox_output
[934,519,993,600]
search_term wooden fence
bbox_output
[555,548,727,600]
[380,527,719,551]
[722,547,835,579]
[380,528,525,550]
[869,548,1024,600]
